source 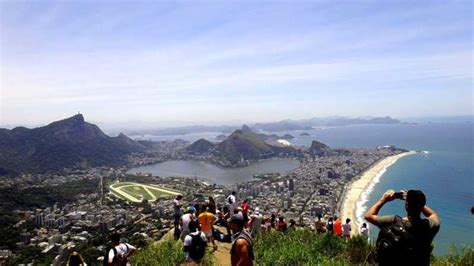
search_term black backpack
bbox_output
[189,233,206,261]
[376,215,417,265]
[228,196,233,204]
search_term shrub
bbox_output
[432,245,474,266]
[130,238,215,266]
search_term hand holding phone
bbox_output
[394,190,407,200]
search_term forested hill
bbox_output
[0,114,146,176]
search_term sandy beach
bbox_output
[341,151,416,234]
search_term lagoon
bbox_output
[127,158,300,185]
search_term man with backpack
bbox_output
[229,212,254,266]
[183,220,207,265]
[365,189,440,266]
[106,233,137,266]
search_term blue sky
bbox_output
[0,0,472,126]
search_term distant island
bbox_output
[118,116,401,136]
[0,114,405,177]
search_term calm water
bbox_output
[288,123,473,255]
[133,122,473,254]
[127,158,300,186]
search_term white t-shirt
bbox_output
[183,231,207,246]
[183,231,207,260]
[251,214,263,232]
[227,195,236,208]
[108,243,135,264]
[181,213,193,232]
[342,223,351,236]
[173,199,182,215]
[360,226,369,238]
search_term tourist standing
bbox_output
[227,191,237,217]
[249,208,263,237]
[277,216,288,232]
[106,233,137,266]
[229,213,254,266]
[333,216,342,236]
[198,207,217,250]
[365,189,440,265]
[360,223,369,240]
[241,199,249,223]
[183,220,207,265]
[342,218,351,239]
[208,196,217,214]
[173,195,183,229]
[180,207,196,241]
[315,215,326,233]
[326,217,334,234]
[67,251,86,266]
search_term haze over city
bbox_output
[1,1,472,126]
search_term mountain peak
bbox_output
[241,124,253,132]
[68,114,85,123]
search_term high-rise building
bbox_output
[35,212,45,227]
[288,178,294,191]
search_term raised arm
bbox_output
[422,205,440,224]
[364,190,396,226]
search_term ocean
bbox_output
[134,122,473,255]
[289,122,474,255]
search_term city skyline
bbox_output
[1,1,472,125]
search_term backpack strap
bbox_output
[231,231,254,260]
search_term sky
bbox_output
[0,0,472,127]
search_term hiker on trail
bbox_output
[67,251,86,266]
[173,195,183,229]
[364,189,440,266]
[198,207,218,250]
[227,191,237,217]
[229,213,254,266]
[183,220,208,265]
[342,218,351,239]
[270,213,277,229]
[180,206,196,241]
[288,219,296,230]
[107,233,137,266]
[242,199,250,218]
[326,217,334,234]
[249,207,263,237]
[277,216,288,232]
[208,196,217,214]
[360,223,369,240]
[315,215,326,233]
[333,216,342,236]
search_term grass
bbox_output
[109,181,180,203]
[130,238,215,266]
[128,229,473,266]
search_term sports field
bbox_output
[109,181,181,203]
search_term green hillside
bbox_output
[130,229,473,265]
[215,130,275,164]
[0,114,147,175]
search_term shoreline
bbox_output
[341,151,416,234]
